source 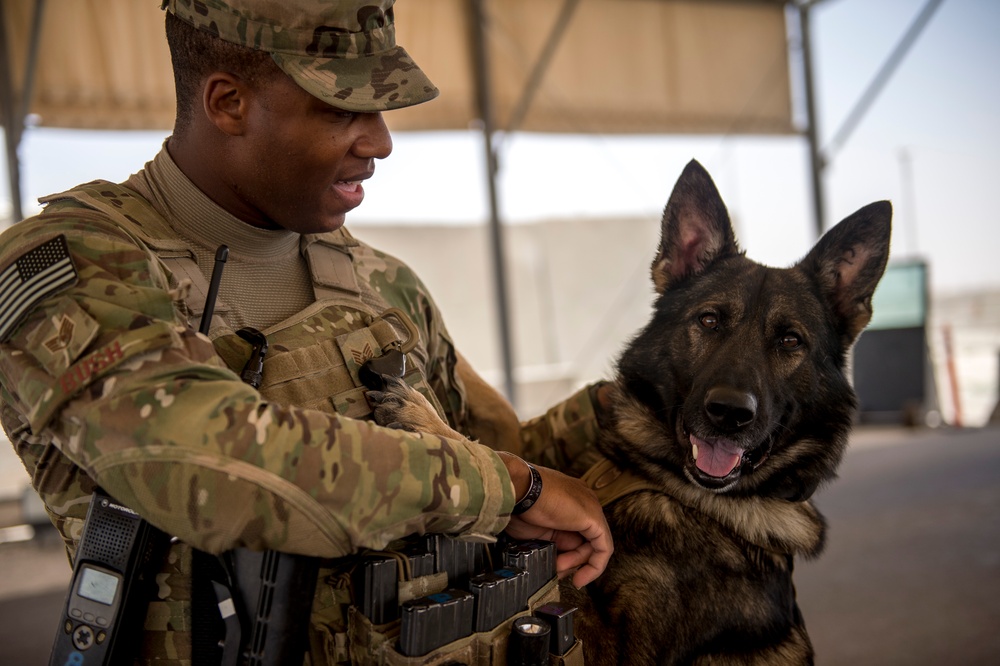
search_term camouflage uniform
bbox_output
[0,2,603,663]
[0,150,601,664]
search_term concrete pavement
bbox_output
[1,425,997,665]
[796,425,1000,664]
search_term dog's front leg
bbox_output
[367,376,467,441]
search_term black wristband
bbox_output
[512,462,543,515]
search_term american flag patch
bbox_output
[0,235,78,341]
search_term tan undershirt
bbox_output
[125,145,314,330]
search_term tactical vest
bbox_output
[37,183,583,665]
[37,182,448,664]
[39,181,447,423]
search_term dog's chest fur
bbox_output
[562,477,822,665]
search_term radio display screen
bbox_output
[78,566,120,606]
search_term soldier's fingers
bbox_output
[552,524,611,588]
[570,559,605,588]
[502,517,553,543]
[554,541,592,575]
[576,516,613,562]
[553,539,609,588]
[544,471,614,572]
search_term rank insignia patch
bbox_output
[0,235,78,341]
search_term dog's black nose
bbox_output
[705,387,757,431]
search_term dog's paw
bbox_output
[366,384,420,432]
[366,376,464,440]
[365,375,422,432]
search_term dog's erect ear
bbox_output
[800,201,892,345]
[652,160,740,293]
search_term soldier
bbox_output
[0,0,611,663]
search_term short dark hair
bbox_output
[165,12,281,135]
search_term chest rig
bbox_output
[40,181,446,421]
[40,181,463,664]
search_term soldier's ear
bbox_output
[203,72,249,136]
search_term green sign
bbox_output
[868,261,927,330]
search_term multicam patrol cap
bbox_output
[161,0,439,112]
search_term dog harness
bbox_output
[580,455,661,506]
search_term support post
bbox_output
[0,0,47,224]
[796,1,826,239]
[0,3,24,222]
[469,0,516,404]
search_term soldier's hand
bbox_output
[498,453,613,588]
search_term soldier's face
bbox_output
[232,72,393,233]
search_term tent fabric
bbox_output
[391,0,794,134]
[3,0,793,136]
[4,0,175,130]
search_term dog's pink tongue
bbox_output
[692,435,743,478]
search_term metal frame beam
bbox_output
[794,0,945,237]
[504,0,581,136]
[823,0,945,160]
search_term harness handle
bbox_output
[375,307,420,354]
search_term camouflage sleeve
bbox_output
[518,383,607,477]
[0,215,516,558]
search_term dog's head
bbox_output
[613,160,891,501]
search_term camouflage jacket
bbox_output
[0,158,602,664]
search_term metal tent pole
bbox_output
[0,2,25,223]
[0,0,47,224]
[469,0,516,404]
[795,1,826,239]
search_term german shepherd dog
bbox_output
[369,160,891,665]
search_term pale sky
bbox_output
[4,0,998,295]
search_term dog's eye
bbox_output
[779,333,802,349]
[699,313,719,330]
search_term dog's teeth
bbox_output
[692,443,699,460]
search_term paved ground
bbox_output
[796,425,1000,665]
[0,425,997,665]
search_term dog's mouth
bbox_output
[690,433,744,478]
[682,424,772,490]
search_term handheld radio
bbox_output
[49,491,169,666]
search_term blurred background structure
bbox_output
[1,0,998,663]
[3,0,800,403]
[3,0,997,421]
